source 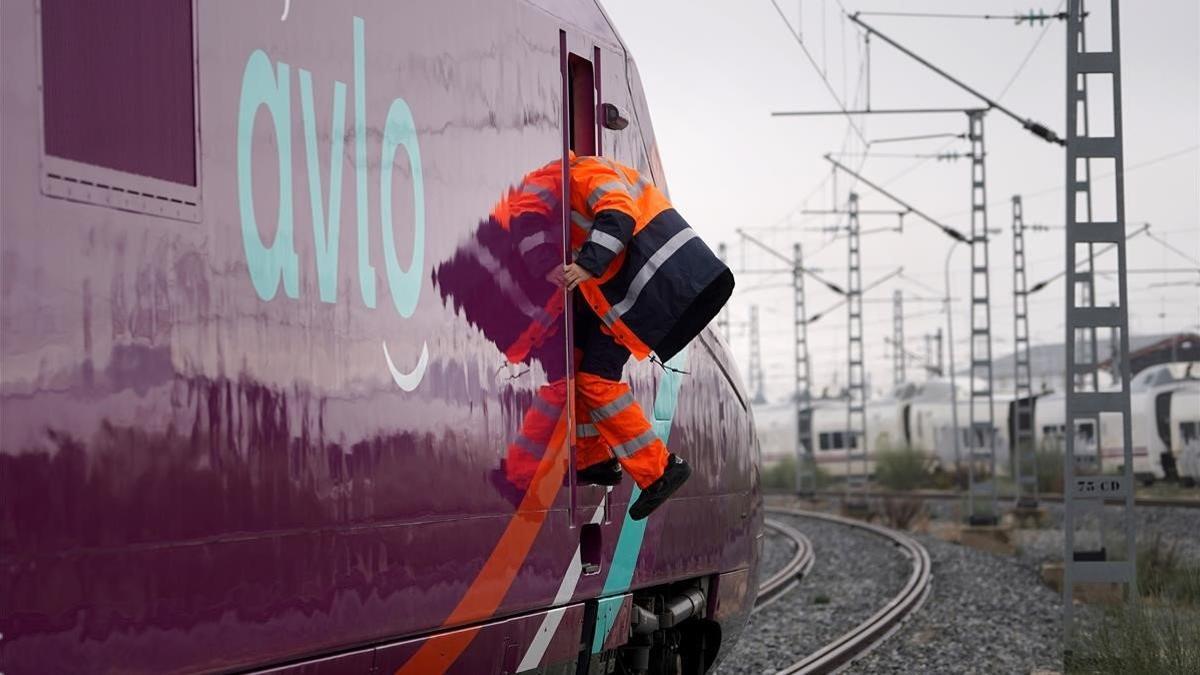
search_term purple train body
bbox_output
[0,1,762,673]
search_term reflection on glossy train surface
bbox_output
[0,1,761,673]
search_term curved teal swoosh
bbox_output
[594,347,688,650]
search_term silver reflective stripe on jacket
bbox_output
[520,182,557,206]
[602,228,698,326]
[576,423,600,438]
[571,210,593,231]
[586,180,628,211]
[592,157,649,201]
[587,229,624,255]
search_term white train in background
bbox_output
[806,362,1200,485]
[1171,386,1200,486]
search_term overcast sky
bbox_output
[601,0,1200,401]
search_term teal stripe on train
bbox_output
[593,347,688,651]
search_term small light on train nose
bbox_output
[602,103,629,130]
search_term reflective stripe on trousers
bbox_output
[575,372,668,489]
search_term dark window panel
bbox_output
[41,0,196,185]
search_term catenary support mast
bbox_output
[1063,0,1137,641]
[1074,2,1104,472]
[748,305,765,404]
[794,243,816,496]
[845,193,869,507]
[893,289,906,385]
[966,110,999,525]
[1011,196,1038,508]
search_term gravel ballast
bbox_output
[717,515,910,674]
[921,498,1200,568]
[846,533,1061,674]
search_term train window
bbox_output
[818,433,830,451]
[1076,421,1095,442]
[567,54,596,155]
[1182,422,1199,443]
[39,0,200,220]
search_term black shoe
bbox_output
[630,455,691,521]
[578,459,623,486]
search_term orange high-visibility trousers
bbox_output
[575,372,668,489]
[505,381,567,490]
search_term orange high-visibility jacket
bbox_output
[570,155,733,362]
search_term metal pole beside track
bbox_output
[1062,0,1137,647]
[966,110,999,526]
[795,243,817,497]
[845,193,869,510]
[1012,196,1039,508]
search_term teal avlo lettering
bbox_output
[235,16,429,391]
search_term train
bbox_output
[808,362,1200,485]
[0,1,762,673]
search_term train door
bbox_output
[562,32,608,533]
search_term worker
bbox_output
[565,154,733,520]
[435,155,733,520]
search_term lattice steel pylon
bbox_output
[925,328,944,377]
[1063,0,1137,641]
[892,289,905,385]
[935,328,944,376]
[845,193,869,507]
[717,243,731,342]
[748,305,766,405]
[793,243,817,496]
[1012,196,1038,509]
[966,110,999,525]
[1073,2,1103,473]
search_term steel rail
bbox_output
[785,487,1200,510]
[757,518,816,612]
[768,508,932,675]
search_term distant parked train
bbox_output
[808,362,1200,485]
[1171,386,1200,486]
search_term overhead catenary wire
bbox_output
[737,228,847,294]
[868,132,968,145]
[769,0,868,145]
[936,144,1200,219]
[996,0,1066,101]
[830,151,969,160]
[848,13,1065,145]
[1028,224,1151,293]
[824,155,968,242]
[808,267,903,323]
[856,0,1061,198]
[853,10,1069,23]
[1144,229,1200,267]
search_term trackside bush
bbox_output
[874,446,932,491]
[761,455,831,491]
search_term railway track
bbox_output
[757,518,815,611]
[758,508,932,675]
[767,487,1200,510]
